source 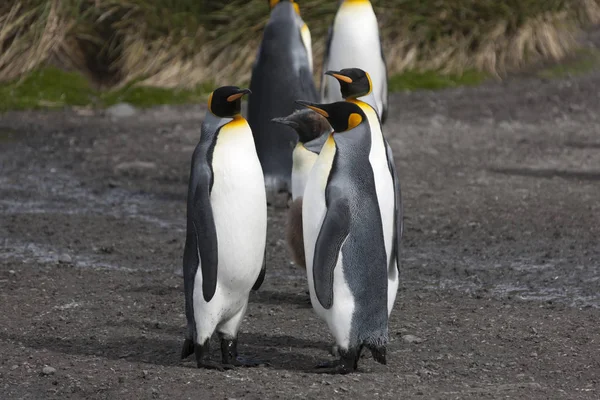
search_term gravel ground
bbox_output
[1,44,599,399]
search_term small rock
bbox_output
[106,103,137,119]
[283,373,292,378]
[530,352,538,358]
[402,334,424,344]
[115,161,157,174]
[142,370,149,378]
[10,365,18,370]
[8,270,15,275]
[58,254,72,264]
[42,366,56,375]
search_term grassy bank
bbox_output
[1,0,600,109]
[0,67,214,111]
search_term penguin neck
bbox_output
[341,0,372,8]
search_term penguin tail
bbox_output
[363,333,388,365]
[366,344,387,365]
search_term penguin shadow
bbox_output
[0,329,329,372]
[249,289,312,308]
[219,332,331,372]
[0,331,181,367]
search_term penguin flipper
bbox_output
[192,182,219,303]
[378,28,389,124]
[385,140,403,275]
[299,65,319,103]
[252,247,267,291]
[313,192,351,309]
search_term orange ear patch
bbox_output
[207,92,214,112]
[347,113,362,129]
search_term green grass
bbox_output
[536,49,600,79]
[0,67,215,112]
[389,69,489,91]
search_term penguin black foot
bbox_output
[181,338,195,359]
[314,347,361,375]
[219,335,266,368]
[193,340,233,370]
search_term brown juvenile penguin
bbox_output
[271,109,332,268]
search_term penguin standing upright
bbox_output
[248,0,319,204]
[320,0,389,124]
[271,109,332,269]
[325,67,403,316]
[181,86,267,370]
[296,99,393,374]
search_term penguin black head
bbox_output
[271,109,332,144]
[325,68,372,99]
[268,0,300,14]
[208,86,251,118]
[295,100,366,133]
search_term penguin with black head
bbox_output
[296,99,392,374]
[320,0,389,124]
[271,109,332,269]
[248,0,319,205]
[181,86,267,370]
[325,67,403,317]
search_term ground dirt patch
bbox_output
[1,36,600,400]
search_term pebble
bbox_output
[115,161,157,173]
[106,103,137,119]
[58,254,72,264]
[42,366,56,375]
[8,270,16,275]
[10,365,18,370]
[402,334,424,344]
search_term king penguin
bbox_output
[248,0,319,205]
[181,86,267,370]
[296,99,393,374]
[271,109,332,269]
[325,67,403,317]
[320,0,389,124]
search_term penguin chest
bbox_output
[291,145,319,200]
[210,123,267,289]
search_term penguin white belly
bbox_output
[362,104,398,315]
[323,4,387,115]
[193,120,267,340]
[302,137,355,350]
[291,144,319,200]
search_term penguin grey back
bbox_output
[248,1,319,198]
[316,122,389,348]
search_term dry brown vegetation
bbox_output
[1,0,600,89]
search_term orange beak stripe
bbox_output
[332,73,353,83]
[227,93,245,102]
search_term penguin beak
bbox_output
[227,88,252,102]
[295,100,329,118]
[325,71,353,83]
[271,117,300,130]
